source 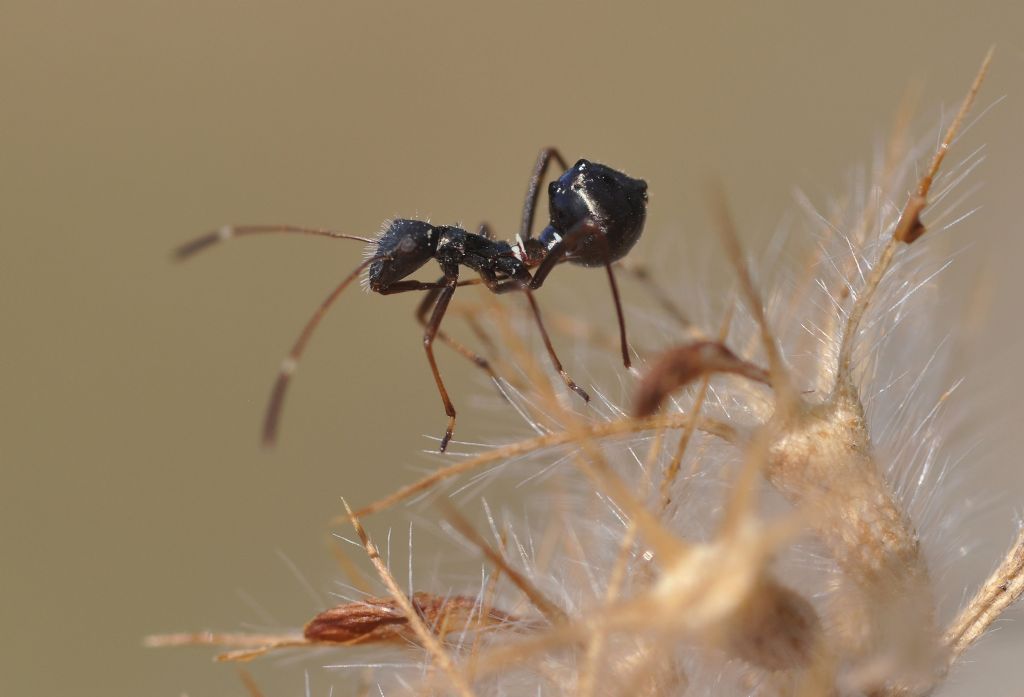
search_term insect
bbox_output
[176,148,648,451]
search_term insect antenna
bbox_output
[174,225,374,260]
[262,253,389,446]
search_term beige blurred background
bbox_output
[2,2,1023,695]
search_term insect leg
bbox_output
[413,279,501,383]
[529,221,632,369]
[480,269,590,403]
[423,269,460,452]
[522,288,591,402]
[519,147,569,241]
[615,259,691,328]
[378,278,501,383]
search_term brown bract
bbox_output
[632,340,770,418]
[304,592,518,645]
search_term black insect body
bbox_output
[177,148,648,451]
[368,222,528,294]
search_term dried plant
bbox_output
[149,50,1024,696]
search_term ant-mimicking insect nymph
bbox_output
[176,148,649,451]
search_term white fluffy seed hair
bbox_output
[157,59,1019,697]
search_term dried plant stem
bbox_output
[895,48,993,244]
[944,527,1024,665]
[238,669,267,697]
[769,399,925,577]
[659,304,736,510]
[557,355,822,676]
[341,499,477,697]
[444,505,567,624]
[353,412,737,518]
[767,395,937,691]
[466,536,506,681]
[834,235,899,397]
[569,431,689,564]
[578,522,641,697]
[142,632,309,662]
[748,51,996,693]
[710,183,797,408]
[835,47,994,392]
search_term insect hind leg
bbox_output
[411,280,502,384]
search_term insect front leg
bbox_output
[530,221,632,369]
[519,147,570,241]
